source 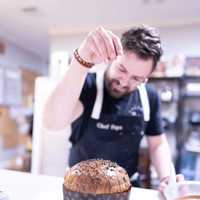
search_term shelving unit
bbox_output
[149,75,200,180]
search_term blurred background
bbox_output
[0,0,200,189]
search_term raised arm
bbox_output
[43,26,123,131]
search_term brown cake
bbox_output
[63,159,131,200]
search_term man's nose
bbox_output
[118,77,130,88]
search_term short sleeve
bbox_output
[145,85,164,136]
[70,73,97,144]
[79,73,97,110]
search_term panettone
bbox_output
[63,159,131,200]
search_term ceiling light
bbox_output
[21,6,39,14]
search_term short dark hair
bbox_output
[121,26,163,70]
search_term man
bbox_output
[43,26,183,190]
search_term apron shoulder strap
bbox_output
[91,66,150,122]
[137,84,150,122]
[91,68,106,119]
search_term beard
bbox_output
[104,77,131,99]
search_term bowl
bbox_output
[165,181,200,200]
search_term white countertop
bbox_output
[0,169,162,200]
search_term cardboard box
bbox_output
[0,106,19,149]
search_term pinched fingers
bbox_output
[89,27,122,63]
[158,176,170,193]
[158,174,185,193]
[107,30,123,56]
[97,27,117,61]
[80,26,123,64]
[89,30,107,61]
[176,174,184,182]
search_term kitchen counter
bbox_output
[0,169,162,200]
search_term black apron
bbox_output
[69,70,149,181]
[70,112,144,178]
[69,100,145,177]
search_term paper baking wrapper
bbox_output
[63,185,131,200]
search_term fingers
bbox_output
[158,176,170,193]
[88,26,123,63]
[98,27,116,60]
[158,174,185,193]
[107,30,123,56]
[158,181,168,193]
[90,31,108,62]
[176,174,184,182]
[87,34,102,59]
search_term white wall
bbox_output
[160,24,200,58]
[0,38,48,75]
[32,77,70,176]
[50,24,200,60]
[50,34,84,59]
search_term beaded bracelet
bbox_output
[74,49,94,68]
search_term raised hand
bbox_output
[78,26,123,65]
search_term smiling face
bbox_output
[105,51,153,98]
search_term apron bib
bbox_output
[71,111,144,177]
[69,69,150,177]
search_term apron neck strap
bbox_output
[91,69,106,119]
[137,84,150,122]
[91,69,150,122]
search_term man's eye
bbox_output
[132,77,139,82]
[135,77,141,81]
[132,76,143,82]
